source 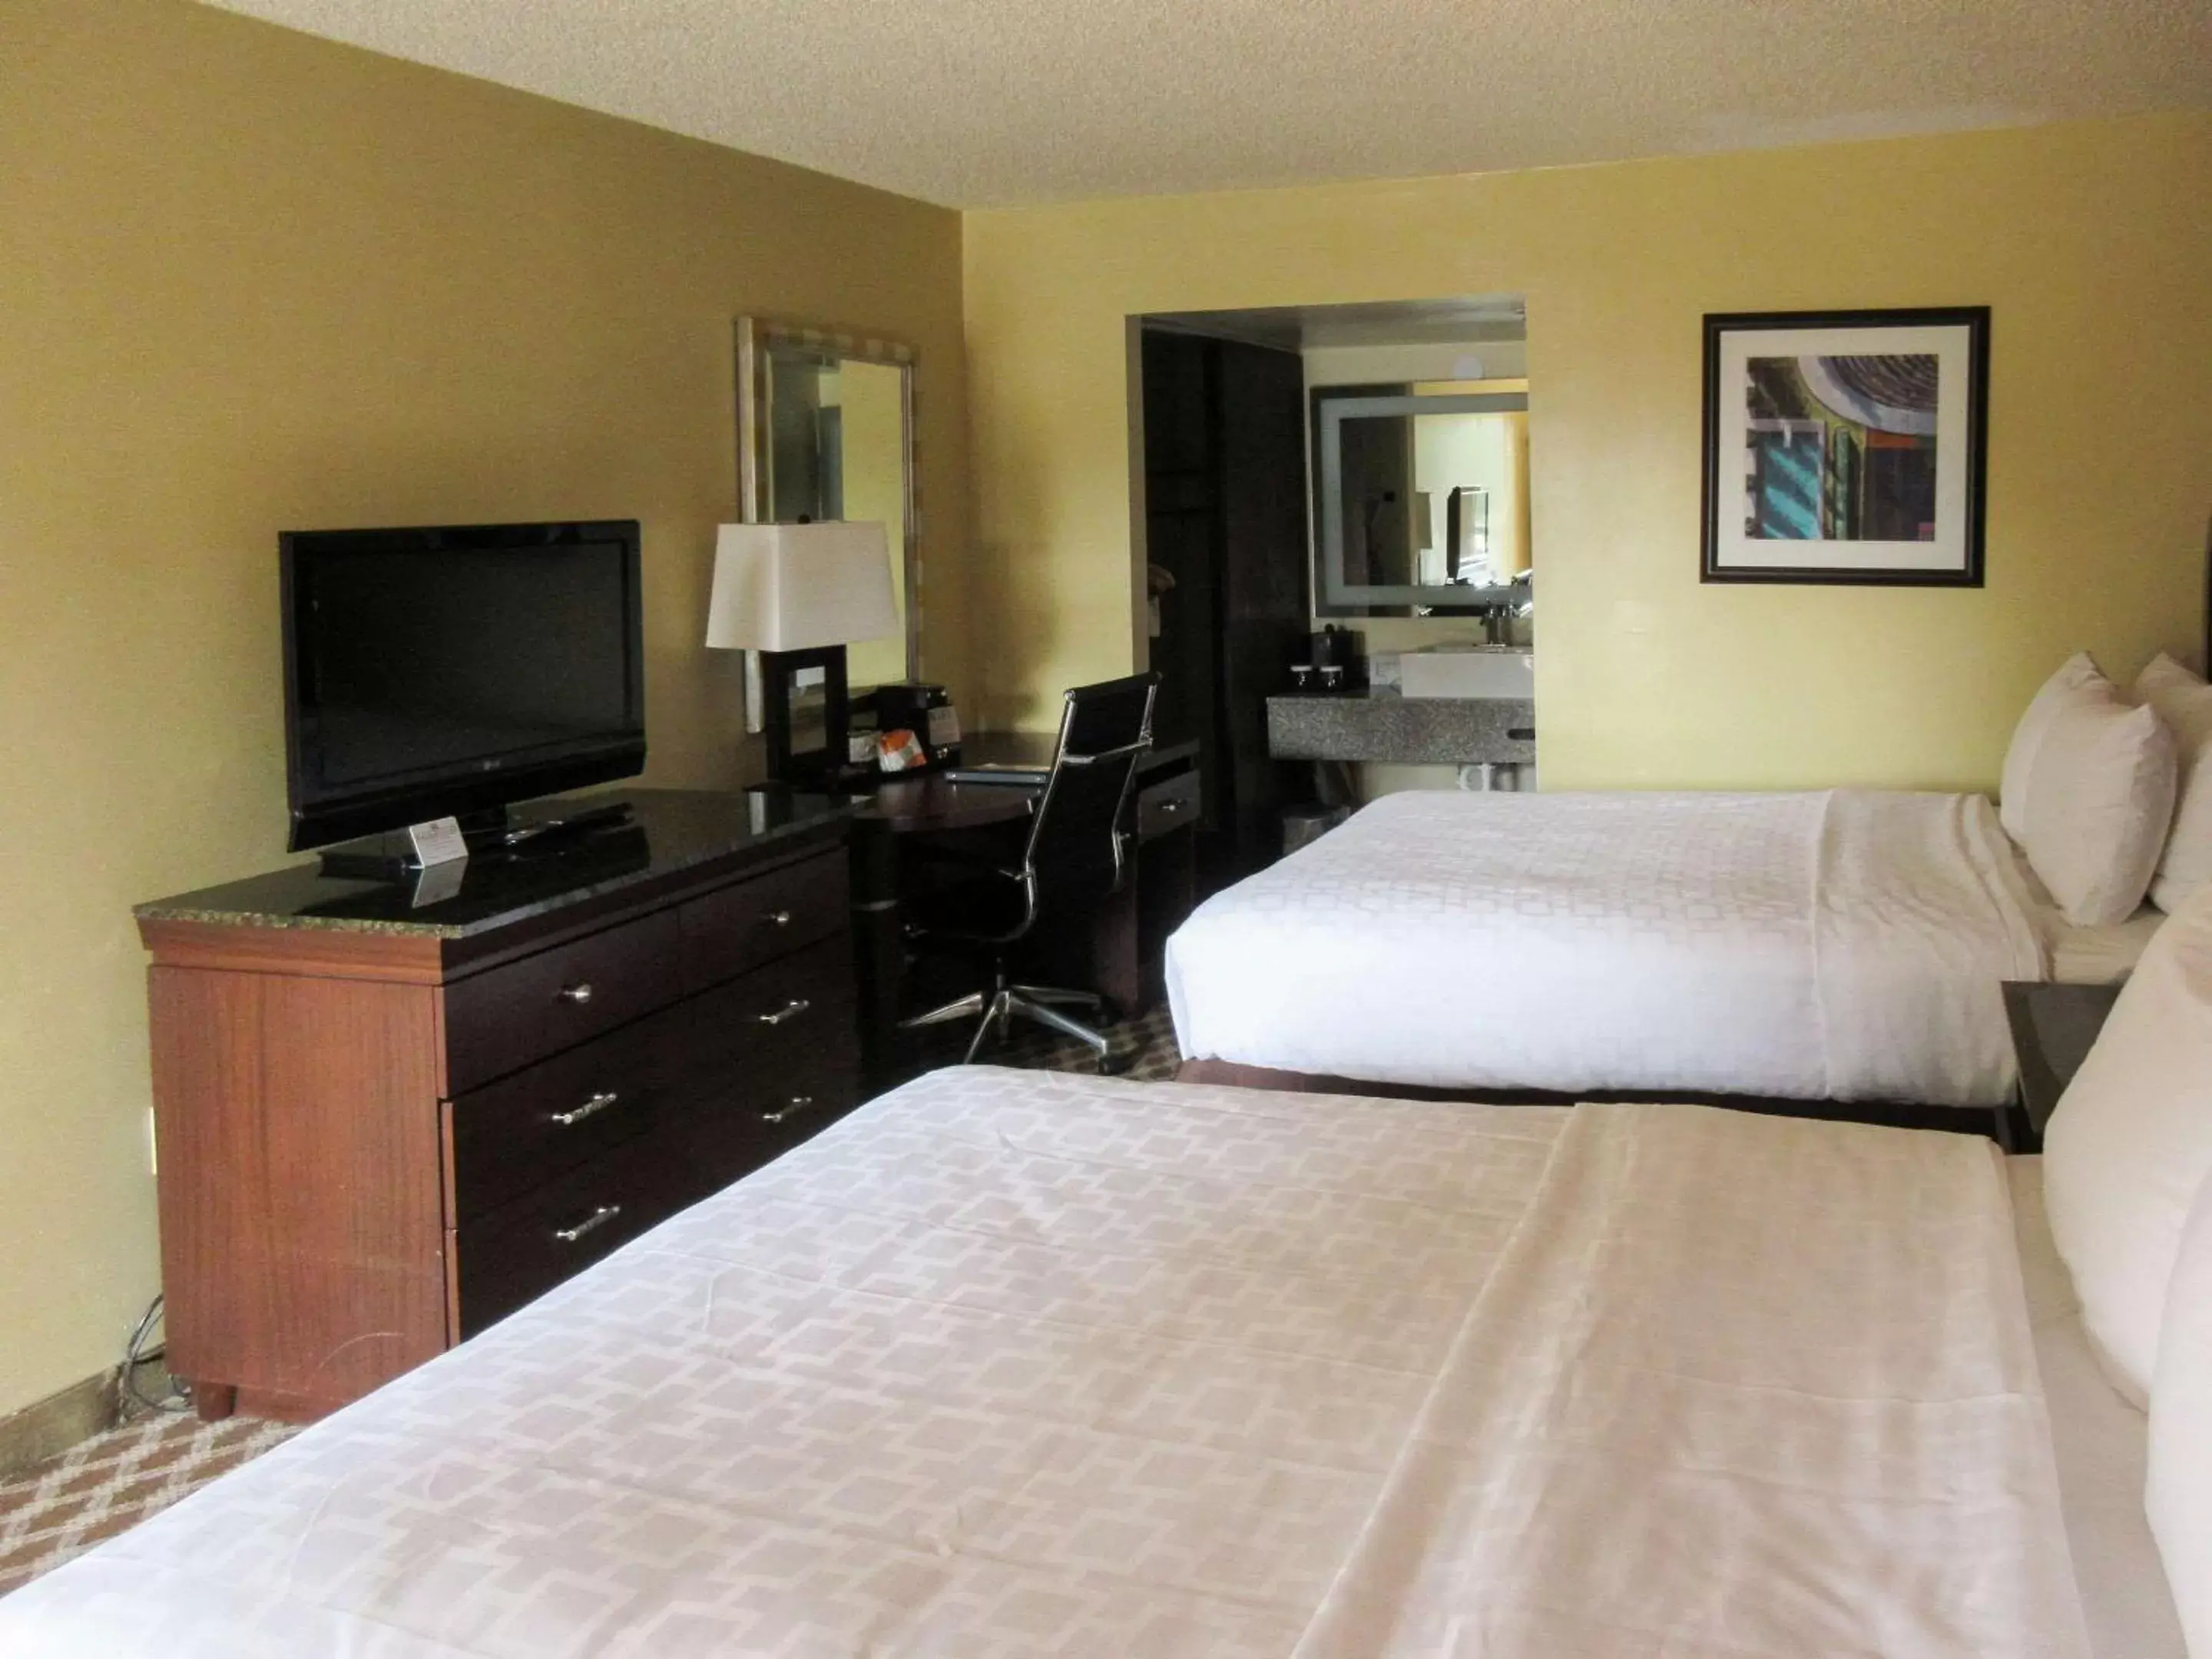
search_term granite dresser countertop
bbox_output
[1267,689,1536,766]
[134,787,853,940]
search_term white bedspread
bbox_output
[1167,788,2045,1104]
[0,1070,2085,1657]
[1297,1104,2088,1658]
[2010,1158,2185,1657]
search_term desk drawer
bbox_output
[445,1006,683,1225]
[1135,768,1200,841]
[444,906,684,1092]
[681,851,847,992]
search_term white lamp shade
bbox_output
[704,521,898,653]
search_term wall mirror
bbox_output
[736,316,920,700]
[1313,385,1531,617]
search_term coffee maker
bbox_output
[1290,624,1366,694]
[867,682,963,770]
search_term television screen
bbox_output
[282,521,644,850]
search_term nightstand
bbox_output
[1999,980,2123,1152]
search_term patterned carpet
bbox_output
[912,998,1181,1081]
[0,1004,1184,1600]
[0,1413,300,1598]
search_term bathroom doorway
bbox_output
[1133,294,1535,859]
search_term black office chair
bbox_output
[899,673,1160,1070]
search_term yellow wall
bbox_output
[837,359,912,690]
[963,114,2212,787]
[0,0,968,1419]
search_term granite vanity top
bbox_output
[1267,688,1536,766]
[134,788,852,939]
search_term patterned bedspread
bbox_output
[0,1068,2082,1657]
[1167,788,2045,1103]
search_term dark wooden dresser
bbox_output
[134,790,858,1422]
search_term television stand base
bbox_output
[492,800,634,852]
[316,799,637,882]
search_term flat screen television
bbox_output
[281,520,645,852]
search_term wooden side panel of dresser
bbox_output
[148,964,449,1418]
[142,831,858,1421]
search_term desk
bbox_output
[858,775,1036,834]
[845,733,1200,1086]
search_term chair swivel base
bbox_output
[901,974,1127,1072]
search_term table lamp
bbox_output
[706,521,896,787]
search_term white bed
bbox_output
[2012,1157,2187,1658]
[2045,906,2164,984]
[2010,850,2167,985]
[0,1066,2172,1657]
[1165,786,2145,1104]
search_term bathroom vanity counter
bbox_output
[1265,690,1535,767]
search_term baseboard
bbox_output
[0,1371,121,1482]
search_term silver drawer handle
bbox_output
[549,1091,621,1127]
[556,982,594,1005]
[1158,798,1186,813]
[762,1094,819,1125]
[756,998,812,1026]
[765,909,793,926]
[554,1204,622,1243]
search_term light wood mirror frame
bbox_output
[735,316,923,728]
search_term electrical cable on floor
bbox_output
[122,1295,192,1416]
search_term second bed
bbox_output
[1166,786,2152,1106]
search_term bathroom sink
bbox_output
[1397,647,1534,700]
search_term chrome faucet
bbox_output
[1479,582,1534,645]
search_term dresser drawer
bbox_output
[452,1132,681,1339]
[444,905,684,1092]
[681,850,848,993]
[445,1005,683,1225]
[449,1027,859,1339]
[1135,767,1200,841]
[684,934,858,1079]
[661,1038,863,1209]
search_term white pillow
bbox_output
[2044,882,2212,1403]
[2137,652,2212,914]
[2002,652,2103,841]
[2020,672,2177,926]
[2149,1169,2212,1658]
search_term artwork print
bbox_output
[1743,353,1936,542]
[1702,309,1988,586]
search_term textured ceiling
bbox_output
[201,0,2212,207]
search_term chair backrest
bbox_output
[1020,673,1159,915]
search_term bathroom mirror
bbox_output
[1313,385,1531,617]
[736,317,919,692]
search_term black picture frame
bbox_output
[1700,306,1990,587]
[760,644,848,789]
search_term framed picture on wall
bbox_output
[1700,306,1990,586]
